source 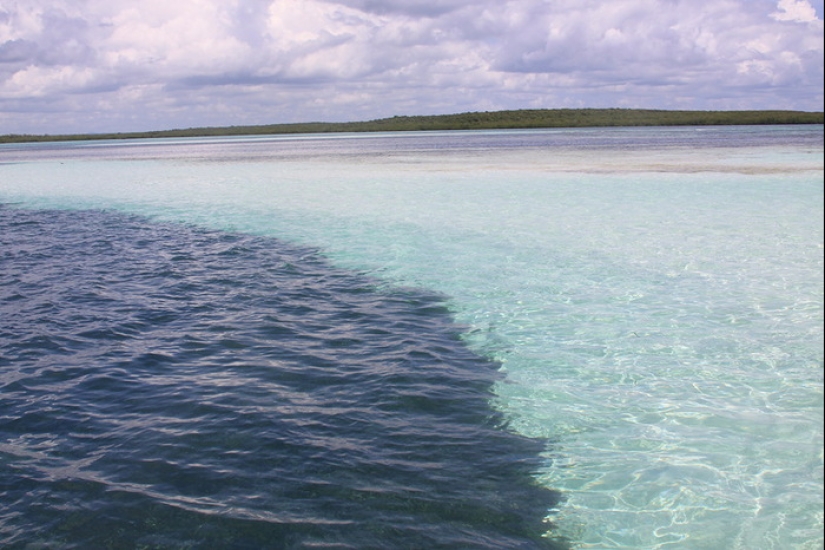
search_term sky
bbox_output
[1,0,823,135]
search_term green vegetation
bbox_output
[2,108,822,143]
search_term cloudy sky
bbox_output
[1,0,823,135]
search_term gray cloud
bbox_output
[0,0,822,134]
[326,0,470,17]
[0,38,38,63]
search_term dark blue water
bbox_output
[0,205,566,549]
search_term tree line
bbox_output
[2,108,822,143]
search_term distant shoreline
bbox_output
[2,108,823,144]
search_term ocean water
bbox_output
[1,125,823,549]
[0,207,559,549]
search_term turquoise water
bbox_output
[1,126,823,549]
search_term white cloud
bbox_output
[0,0,822,134]
[4,65,97,98]
[772,0,819,21]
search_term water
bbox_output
[0,207,559,549]
[1,125,823,549]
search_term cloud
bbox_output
[0,0,822,134]
[772,0,819,21]
[0,38,38,63]
[327,0,470,17]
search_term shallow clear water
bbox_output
[1,125,823,549]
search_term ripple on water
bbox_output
[0,206,565,550]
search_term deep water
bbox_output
[0,206,565,550]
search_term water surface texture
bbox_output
[0,207,562,549]
[1,126,823,549]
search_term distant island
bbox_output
[2,108,823,143]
